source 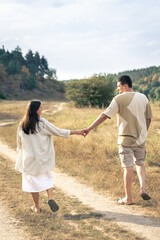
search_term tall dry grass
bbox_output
[0,100,160,217]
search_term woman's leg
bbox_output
[46,188,59,212]
[30,192,41,212]
[46,187,53,200]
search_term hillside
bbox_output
[116,66,160,100]
[0,46,160,101]
[0,46,65,100]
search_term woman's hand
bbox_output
[83,128,90,137]
[70,129,87,136]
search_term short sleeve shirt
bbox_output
[103,92,152,146]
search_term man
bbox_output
[84,75,152,205]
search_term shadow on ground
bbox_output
[63,212,103,220]
[64,210,160,228]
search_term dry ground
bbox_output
[0,100,160,239]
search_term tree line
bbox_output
[117,66,160,100]
[0,46,64,99]
[0,45,160,103]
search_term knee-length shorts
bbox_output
[118,142,146,168]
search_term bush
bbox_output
[65,74,115,108]
[0,91,6,99]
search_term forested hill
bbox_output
[0,46,65,100]
[0,45,160,101]
[116,66,160,100]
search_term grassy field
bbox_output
[0,100,160,219]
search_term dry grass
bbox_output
[0,100,63,120]
[0,100,160,218]
[0,155,144,240]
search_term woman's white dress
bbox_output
[22,171,53,192]
[15,117,70,193]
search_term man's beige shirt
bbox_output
[103,92,152,146]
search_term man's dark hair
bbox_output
[117,75,132,88]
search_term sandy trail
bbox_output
[42,102,66,114]
[0,140,31,240]
[0,141,160,240]
[0,204,30,240]
[0,120,16,127]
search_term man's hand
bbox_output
[79,129,88,137]
[70,129,87,136]
[83,128,90,137]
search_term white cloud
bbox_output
[0,0,160,79]
[152,50,160,56]
[146,41,157,47]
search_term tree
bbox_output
[12,46,25,65]
[7,59,17,74]
[66,74,115,107]
[22,75,36,90]
[25,50,34,65]
[155,87,160,100]
[40,56,49,75]
[0,64,7,82]
[46,68,57,80]
[0,51,10,66]
[34,51,41,67]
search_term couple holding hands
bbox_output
[15,75,152,213]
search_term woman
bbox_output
[15,100,85,213]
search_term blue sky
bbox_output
[0,0,160,80]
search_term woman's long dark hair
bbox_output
[21,100,41,134]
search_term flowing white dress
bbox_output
[22,171,53,192]
[15,117,70,192]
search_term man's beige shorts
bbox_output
[118,143,146,168]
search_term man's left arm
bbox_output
[146,118,151,130]
[146,101,152,131]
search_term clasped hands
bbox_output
[77,128,90,137]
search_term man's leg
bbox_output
[118,145,134,204]
[123,167,133,204]
[136,164,151,200]
[31,192,40,212]
[135,144,151,200]
[136,164,146,193]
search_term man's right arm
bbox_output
[84,114,109,135]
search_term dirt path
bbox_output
[0,141,160,240]
[0,204,30,240]
[0,120,16,127]
[0,141,31,240]
[42,102,66,114]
